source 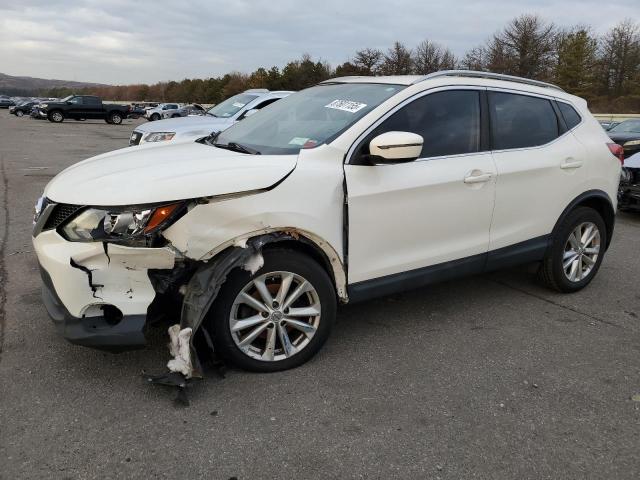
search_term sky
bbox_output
[0,0,638,85]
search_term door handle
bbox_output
[464,172,492,184]
[560,159,583,170]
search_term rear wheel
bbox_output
[209,249,336,372]
[539,207,606,292]
[48,110,64,123]
[108,112,123,125]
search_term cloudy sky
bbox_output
[0,0,637,85]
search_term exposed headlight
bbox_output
[40,104,48,109]
[144,132,175,143]
[623,140,640,147]
[62,202,185,243]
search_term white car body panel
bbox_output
[345,151,496,283]
[44,142,297,205]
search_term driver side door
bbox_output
[344,88,496,295]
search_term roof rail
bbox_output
[414,70,564,92]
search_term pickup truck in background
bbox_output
[37,95,131,124]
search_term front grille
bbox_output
[129,131,143,146]
[43,203,85,230]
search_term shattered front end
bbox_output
[32,198,190,351]
[619,167,640,212]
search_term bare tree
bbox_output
[460,46,487,71]
[597,19,640,96]
[492,14,557,79]
[353,48,384,75]
[413,40,457,74]
[380,42,413,75]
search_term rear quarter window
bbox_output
[557,102,582,130]
[489,92,560,150]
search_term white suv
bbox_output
[129,90,293,146]
[33,71,621,375]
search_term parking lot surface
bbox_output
[0,111,639,479]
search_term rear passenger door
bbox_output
[488,90,587,253]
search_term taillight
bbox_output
[607,143,624,165]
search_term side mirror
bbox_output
[66,101,72,105]
[368,131,423,163]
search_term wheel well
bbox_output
[565,193,615,248]
[262,240,338,295]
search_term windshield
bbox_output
[610,120,640,134]
[60,95,74,102]
[214,83,405,155]
[207,93,259,118]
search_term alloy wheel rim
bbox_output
[16,111,23,116]
[53,112,62,121]
[112,115,121,123]
[229,271,321,362]
[563,221,601,282]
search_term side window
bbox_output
[358,90,481,160]
[557,102,582,130]
[489,92,559,150]
[254,98,280,110]
[69,97,83,105]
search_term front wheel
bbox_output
[48,111,64,123]
[16,110,24,117]
[539,207,606,293]
[209,249,336,372]
[150,113,160,121]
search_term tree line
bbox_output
[44,15,640,113]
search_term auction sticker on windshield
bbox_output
[232,102,246,108]
[325,100,367,113]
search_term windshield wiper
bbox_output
[213,142,260,155]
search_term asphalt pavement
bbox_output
[0,110,638,479]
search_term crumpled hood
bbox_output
[135,115,232,136]
[44,142,297,205]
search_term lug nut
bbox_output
[261,311,269,318]
[272,301,279,309]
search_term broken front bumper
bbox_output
[619,168,640,211]
[33,230,176,350]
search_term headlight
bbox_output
[62,202,184,243]
[40,104,48,109]
[623,140,640,147]
[144,132,175,143]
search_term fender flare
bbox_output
[552,189,615,249]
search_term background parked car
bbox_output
[36,95,131,124]
[607,119,640,158]
[161,103,205,119]
[130,90,292,146]
[599,119,620,131]
[145,103,180,121]
[9,101,39,117]
[619,152,640,211]
[0,98,16,108]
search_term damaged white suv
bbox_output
[33,71,621,375]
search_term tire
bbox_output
[171,114,180,118]
[48,110,64,123]
[16,110,24,117]
[108,112,123,125]
[539,207,606,293]
[150,113,160,121]
[208,248,336,372]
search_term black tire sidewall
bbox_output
[209,249,336,372]
[48,111,63,123]
[549,207,606,292]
